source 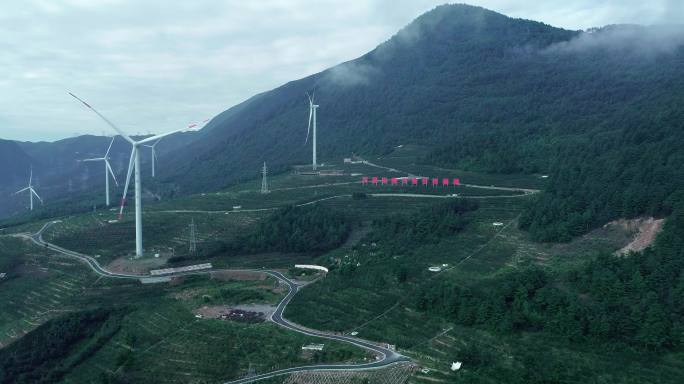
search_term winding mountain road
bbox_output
[155,186,536,215]
[25,221,409,383]
[19,158,540,382]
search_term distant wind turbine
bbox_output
[305,92,319,170]
[69,92,204,257]
[143,139,160,178]
[80,136,118,206]
[14,167,42,211]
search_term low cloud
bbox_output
[545,24,684,55]
[2,1,683,141]
[323,62,380,87]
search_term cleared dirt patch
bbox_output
[341,222,372,248]
[613,217,664,255]
[210,270,267,281]
[107,255,168,275]
[170,287,202,300]
[195,304,276,322]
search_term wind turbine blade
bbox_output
[137,119,205,146]
[106,160,119,186]
[31,188,43,204]
[29,167,33,186]
[14,187,29,194]
[305,105,312,144]
[105,136,115,157]
[136,128,185,145]
[119,147,136,217]
[80,158,104,162]
[68,92,135,144]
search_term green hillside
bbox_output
[1,5,683,382]
[157,4,684,244]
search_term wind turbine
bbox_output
[80,136,118,206]
[305,92,319,170]
[143,139,161,178]
[14,167,42,211]
[69,92,203,257]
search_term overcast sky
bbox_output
[1,0,682,142]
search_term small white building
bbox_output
[451,361,462,371]
[302,343,325,351]
[150,263,213,276]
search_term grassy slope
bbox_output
[0,239,368,383]
[4,147,680,383]
[282,150,684,383]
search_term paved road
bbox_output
[26,221,143,279]
[225,270,409,383]
[356,156,540,195]
[155,195,347,215]
[155,186,535,215]
[24,159,539,382]
[26,221,409,383]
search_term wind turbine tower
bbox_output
[261,161,269,194]
[143,139,161,177]
[70,92,204,257]
[14,167,42,211]
[80,136,118,206]
[305,93,319,170]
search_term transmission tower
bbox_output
[189,219,197,255]
[261,161,270,194]
[246,363,256,378]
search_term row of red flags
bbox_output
[361,176,461,186]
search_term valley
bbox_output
[2,3,683,384]
[3,146,681,383]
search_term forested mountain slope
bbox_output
[0,132,197,219]
[163,4,684,240]
[0,140,33,188]
[165,4,578,190]
[3,4,682,240]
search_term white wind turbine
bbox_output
[143,139,161,178]
[80,136,118,206]
[14,167,42,211]
[305,92,319,170]
[69,92,203,257]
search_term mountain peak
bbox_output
[389,4,509,44]
[416,3,504,23]
[369,3,575,66]
[398,4,574,47]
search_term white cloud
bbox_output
[0,0,680,141]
